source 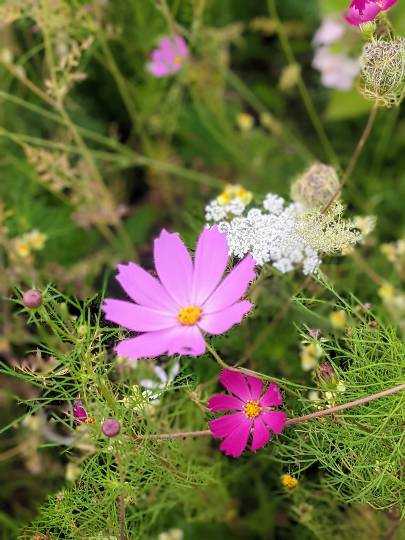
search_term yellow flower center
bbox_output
[173,55,182,66]
[244,400,261,419]
[177,305,202,326]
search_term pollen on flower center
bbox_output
[173,55,182,66]
[244,400,261,419]
[177,305,202,326]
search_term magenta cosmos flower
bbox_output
[147,35,188,77]
[208,370,287,458]
[103,227,255,361]
[344,0,399,25]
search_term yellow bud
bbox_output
[237,112,254,132]
[329,310,347,330]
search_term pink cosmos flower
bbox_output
[208,370,287,458]
[147,35,188,77]
[103,227,255,361]
[312,47,360,91]
[344,0,399,25]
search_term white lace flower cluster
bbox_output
[204,184,253,222]
[206,192,321,275]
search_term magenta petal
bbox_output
[380,0,398,8]
[191,226,228,305]
[260,383,283,407]
[209,412,246,438]
[261,410,287,435]
[251,417,270,452]
[219,370,251,401]
[207,394,244,412]
[116,262,176,311]
[219,418,252,458]
[115,328,178,361]
[103,299,176,332]
[198,301,253,335]
[147,61,171,77]
[204,256,255,313]
[246,375,263,401]
[172,35,188,57]
[166,325,205,357]
[154,230,193,305]
[344,2,380,24]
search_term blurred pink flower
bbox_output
[147,35,188,77]
[103,227,255,361]
[312,18,346,46]
[344,0,399,25]
[312,47,360,91]
[208,370,287,458]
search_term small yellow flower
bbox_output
[378,283,395,300]
[65,462,81,482]
[237,112,254,132]
[280,474,299,490]
[353,215,376,237]
[300,343,323,372]
[26,229,47,251]
[329,310,347,330]
[13,238,31,258]
[217,184,253,206]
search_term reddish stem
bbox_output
[134,383,405,441]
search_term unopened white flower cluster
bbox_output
[205,179,362,275]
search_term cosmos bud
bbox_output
[102,418,121,437]
[23,289,42,309]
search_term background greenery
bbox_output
[0,0,404,538]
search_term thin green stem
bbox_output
[268,0,339,169]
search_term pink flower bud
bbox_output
[73,399,88,423]
[102,418,121,437]
[23,289,42,309]
[318,362,336,380]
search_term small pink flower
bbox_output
[344,0,399,25]
[147,35,188,77]
[73,399,88,423]
[103,227,255,361]
[208,370,287,458]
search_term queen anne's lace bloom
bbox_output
[206,188,362,275]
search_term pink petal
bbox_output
[207,394,244,412]
[261,410,287,435]
[103,299,176,332]
[166,325,205,357]
[209,412,246,438]
[219,418,252,458]
[191,226,229,305]
[115,328,178,361]
[116,263,176,311]
[260,383,283,407]
[154,230,193,306]
[344,2,380,24]
[147,61,172,77]
[245,375,263,401]
[219,370,251,401]
[251,417,270,452]
[172,35,188,57]
[198,301,253,335]
[203,256,255,313]
[380,0,399,8]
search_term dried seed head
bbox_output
[291,163,340,209]
[359,37,405,108]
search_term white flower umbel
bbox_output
[205,197,247,222]
[215,194,321,274]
